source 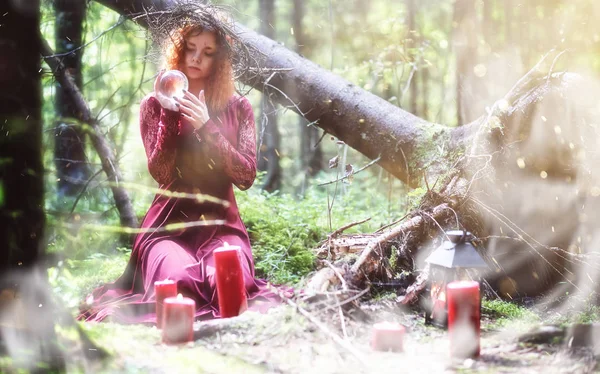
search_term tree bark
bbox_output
[54,0,90,197]
[257,0,282,192]
[0,1,65,370]
[406,0,418,115]
[293,0,323,182]
[0,0,45,275]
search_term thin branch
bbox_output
[374,213,410,234]
[546,49,569,84]
[323,260,348,291]
[313,129,328,148]
[351,203,452,274]
[41,36,138,228]
[470,197,580,292]
[69,168,104,216]
[318,156,382,187]
[316,287,371,314]
[328,217,372,239]
[42,16,128,59]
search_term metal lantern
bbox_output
[423,230,488,328]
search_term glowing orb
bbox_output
[158,70,189,99]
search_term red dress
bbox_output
[79,94,279,323]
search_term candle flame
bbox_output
[177,293,183,300]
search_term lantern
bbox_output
[423,230,488,328]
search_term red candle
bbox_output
[154,279,177,329]
[447,280,480,359]
[162,294,195,344]
[214,242,248,318]
[371,322,405,352]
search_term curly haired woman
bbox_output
[79,13,281,324]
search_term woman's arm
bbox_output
[199,97,257,190]
[139,95,181,186]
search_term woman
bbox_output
[79,20,278,323]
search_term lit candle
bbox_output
[214,242,248,318]
[162,293,195,344]
[154,279,177,329]
[371,322,405,352]
[447,280,480,359]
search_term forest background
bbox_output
[38,0,600,310]
[4,0,600,372]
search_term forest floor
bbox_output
[61,296,599,374]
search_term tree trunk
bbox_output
[406,0,418,115]
[293,0,323,185]
[54,0,90,197]
[0,0,44,275]
[0,1,65,370]
[257,0,282,192]
[420,65,429,121]
[453,0,482,124]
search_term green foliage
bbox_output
[236,171,407,285]
[48,253,130,309]
[406,187,427,210]
[236,186,321,285]
[483,299,536,319]
[482,299,540,330]
[569,305,600,324]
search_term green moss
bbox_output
[482,299,540,330]
[483,299,535,319]
[410,123,453,173]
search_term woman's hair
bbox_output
[164,24,234,115]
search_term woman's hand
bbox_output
[153,70,179,112]
[175,90,210,131]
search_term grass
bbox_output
[546,302,600,326]
[48,254,130,309]
[482,299,540,331]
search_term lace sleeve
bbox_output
[139,95,180,186]
[199,97,257,190]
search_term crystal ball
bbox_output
[158,70,189,99]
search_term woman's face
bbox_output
[181,30,218,82]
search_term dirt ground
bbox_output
[73,299,599,374]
